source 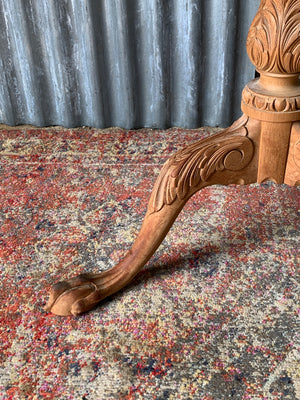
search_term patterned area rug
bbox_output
[0,125,299,400]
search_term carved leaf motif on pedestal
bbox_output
[247,0,300,74]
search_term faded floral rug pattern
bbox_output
[0,125,299,400]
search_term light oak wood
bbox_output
[45,0,300,316]
[258,121,292,183]
[285,121,300,185]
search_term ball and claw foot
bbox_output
[44,274,105,316]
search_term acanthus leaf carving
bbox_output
[247,0,300,74]
[151,116,254,213]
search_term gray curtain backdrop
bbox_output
[0,0,260,129]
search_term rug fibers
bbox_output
[0,125,299,400]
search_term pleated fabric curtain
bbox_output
[0,0,259,129]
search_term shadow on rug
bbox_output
[0,125,299,399]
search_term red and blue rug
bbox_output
[0,125,299,399]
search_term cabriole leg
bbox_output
[45,0,300,316]
[45,116,260,316]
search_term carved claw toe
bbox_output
[69,290,105,316]
[44,274,99,316]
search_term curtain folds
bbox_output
[0,0,259,129]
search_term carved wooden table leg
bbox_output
[45,0,299,316]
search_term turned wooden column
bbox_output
[44,0,299,316]
[241,0,300,185]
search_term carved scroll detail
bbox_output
[247,0,300,74]
[151,116,254,213]
[242,86,300,112]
